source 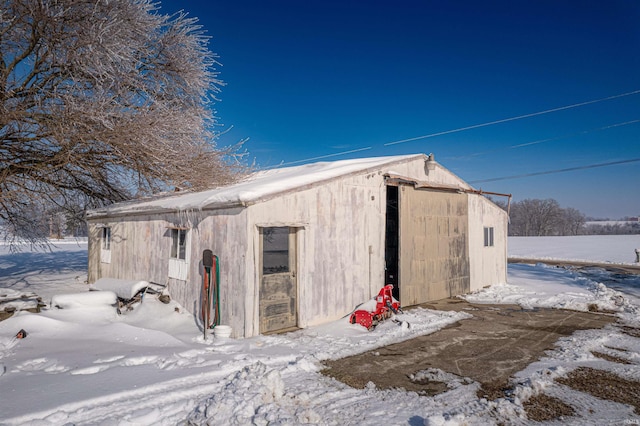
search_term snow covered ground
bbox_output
[509,234,640,265]
[0,236,639,425]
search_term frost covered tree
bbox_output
[1,0,246,243]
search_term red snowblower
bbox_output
[349,284,402,330]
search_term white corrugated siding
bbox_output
[467,195,509,290]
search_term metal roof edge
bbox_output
[199,154,427,209]
[85,154,427,220]
[85,201,245,221]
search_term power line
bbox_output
[383,89,640,146]
[469,157,640,184]
[260,89,640,169]
[270,146,373,168]
[444,118,640,161]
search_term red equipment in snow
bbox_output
[349,284,401,330]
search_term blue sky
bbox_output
[159,0,640,219]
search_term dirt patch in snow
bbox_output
[521,364,640,421]
[556,367,640,414]
[591,350,634,364]
[522,393,575,421]
[620,325,640,338]
[322,299,615,400]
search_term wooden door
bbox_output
[259,227,298,334]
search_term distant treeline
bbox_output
[491,198,640,236]
[582,221,640,235]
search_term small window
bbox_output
[100,226,112,264]
[171,229,187,260]
[168,228,189,280]
[102,227,111,250]
[484,226,494,247]
[263,227,289,275]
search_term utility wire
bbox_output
[384,89,640,146]
[270,146,373,168]
[469,157,640,184]
[263,89,640,168]
[445,119,640,161]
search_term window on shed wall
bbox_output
[483,226,494,247]
[102,227,111,250]
[168,228,189,281]
[262,227,290,275]
[100,226,112,264]
[170,229,187,260]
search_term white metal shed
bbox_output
[86,153,509,338]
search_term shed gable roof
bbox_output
[86,154,427,219]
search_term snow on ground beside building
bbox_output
[0,237,640,425]
[509,234,640,265]
[465,263,640,316]
[0,239,88,304]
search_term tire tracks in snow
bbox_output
[2,354,297,425]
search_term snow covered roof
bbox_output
[86,154,426,218]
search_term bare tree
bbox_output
[509,198,563,236]
[558,207,586,236]
[508,201,529,236]
[508,198,591,236]
[1,0,246,243]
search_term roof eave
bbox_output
[86,154,427,221]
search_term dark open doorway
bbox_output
[384,185,400,301]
